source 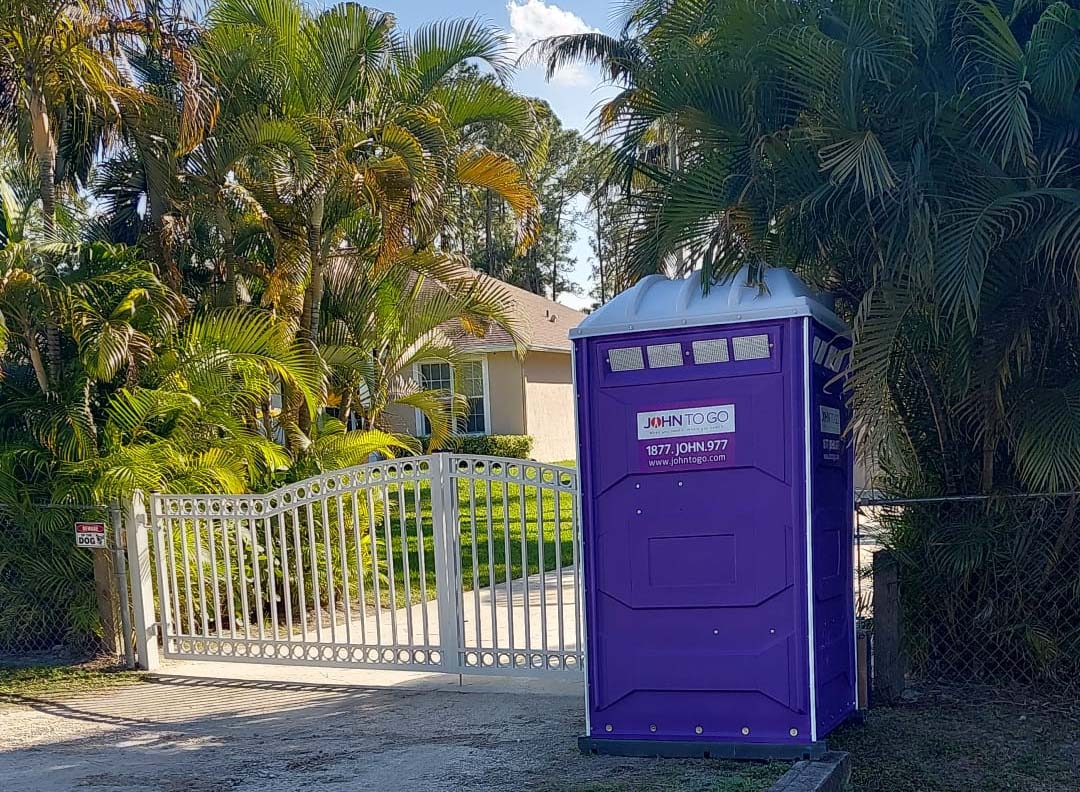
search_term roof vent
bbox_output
[692,338,729,365]
[732,334,771,361]
[647,343,683,368]
[608,347,645,372]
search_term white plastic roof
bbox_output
[570,267,848,339]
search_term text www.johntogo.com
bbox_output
[647,453,727,468]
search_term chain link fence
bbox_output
[857,493,1080,694]
[0,502,132,668]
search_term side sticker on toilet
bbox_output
[634,403,736,472]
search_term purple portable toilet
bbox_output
[571,267,855,760]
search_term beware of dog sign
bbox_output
[74,521,107,549]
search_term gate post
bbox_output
[430,453,462,674]
[125,490,160,671]
[872,549,904,704]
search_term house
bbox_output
[393,275,587,463]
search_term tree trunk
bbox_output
[161,231,182,294]
[300,192,327,337]
[281,382,306,455]
[458,186,466,256]
[26,329,50,395]
[216,206,239,307]
[551,199,565,302]
[911,351,955,493]
[980,420,996,494]
[262,396,274,439]
[596,199,605,304]
[28,91,56,233]
[151,204,181,293]
[298,194,327,438]
[667,127,683,271]
[45,320,61,386]
[82,378,99,447]
[340,387,353,431]
[484,190,494,274]
[28,91,62,388]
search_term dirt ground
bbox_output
[0,667,786,792]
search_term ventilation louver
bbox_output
[608,347,645,372]
[732,334,771,361]
[692,338,730,365]
[647,343,684,368]
[825,345,848,373]
[813,338,829,365]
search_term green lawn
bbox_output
[0,665,144,703]
[342,466,576,608]
[407,473,574,596]
[322,458,578,610]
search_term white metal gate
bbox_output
[139,454,582,676]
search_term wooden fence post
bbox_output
[872,549,904,704]
[92,547,120,657]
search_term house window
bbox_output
[416,359,488,436]
[458,360,486,434]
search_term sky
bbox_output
[385,0,620,310]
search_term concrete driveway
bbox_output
[0,663,786,792]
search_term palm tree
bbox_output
[537,0,1080,496]
[0,0,130,229]
[91,3,216,291]
[0,1,553,658]
[64,307,325,497]
[319,251,523,450]
[194,0,538,329]
[535,0,1080,687]
[187,0,541,438]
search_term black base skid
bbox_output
[578,736,827,761]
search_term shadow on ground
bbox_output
[0,674,786,792]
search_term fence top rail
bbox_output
[447,454,578,489]
[150,455,434,516]
[1,502,112,511]
[857,491,1080,507]
[147,453,578,517]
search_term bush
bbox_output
[0,508,105,659]
[453,434,533,458]
[418,435,534,459]
[880,495,1080,692]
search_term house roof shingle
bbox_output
[447,272,587,354]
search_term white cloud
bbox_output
[507,0,598,87]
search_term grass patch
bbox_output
[831,685,1080,791]
[297,472,576,606]
[0,664,145,703]
[374,460,580,603]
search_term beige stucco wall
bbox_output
[485,351,526,435]
[522,351,577,463]
[384,402,415,436]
